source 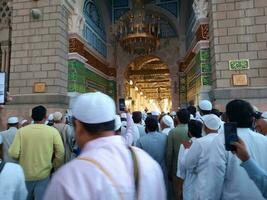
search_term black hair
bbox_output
[145,116,159,133]
[200,110,211,116]
[226,99,254,128]
[187,105,197,117]
[177,109,190,124]
[211,109,222,117]
[132,111,142,123]
[188,120,203,138]
[32,105,47,122]
[8,123,18,127]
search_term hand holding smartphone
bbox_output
[224,122,238,151]
[119,98,126,112]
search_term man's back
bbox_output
[44,136,166,200]
[136,132,167,167]
[9,124,64,181]
[0,127,17,162]
[0,162,28,200]
[166,124,189,175]
[136,123,146,138]
[206,128,267,200]
[184,134,218,199]
[53,123,74,163]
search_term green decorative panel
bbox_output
[202,75,212,86]
[68,59,116,99]
[229,59,249,70]
[179,75,187,105]
[196,49,210,64]
[201,63,211,73]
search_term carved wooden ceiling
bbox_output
[126,55,171,99]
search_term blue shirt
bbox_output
[241,158,267,199]
[136,132,167,174]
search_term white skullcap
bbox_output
[8,117,19,124]
[170,111,176,116]
[53,112,63,121]
[151,111,160,116]
[20,119,28,125]
[48,114,54,121]
[161,115,174,128]
[114,115,122,131]
[199,100,212,111]
[202,114,221,131]
[72,92,116,124]
[261,112,267,120]
[120,113,127,119]
[0,134,2,144]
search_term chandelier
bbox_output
[114,0,161,55]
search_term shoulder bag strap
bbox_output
[77,157,124,200]
[128,146,139,200]
[0,161,6,173]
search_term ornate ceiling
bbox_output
[126,55,171,100]
[112,0,179,38]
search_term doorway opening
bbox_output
[125,55,172,113]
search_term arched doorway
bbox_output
[125,55,172,113]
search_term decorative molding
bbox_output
[192,40,210,54]
[68,8,85,36]
[69,32,107,64]
[193,0,208,20]
[68,52,88,63]
[192,17,209,33]
[69,37,116,77]
[62,0,75,14]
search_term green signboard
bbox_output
[229,59,249,70]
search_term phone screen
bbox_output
[119,98,126,111]
[0,73,6,105]
[224,122,238,151]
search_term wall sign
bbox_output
[229,59,249,70]
[34,83,46,93]
[232,74,248,86]
[0,73,6,104]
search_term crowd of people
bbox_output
[0,91,267,200]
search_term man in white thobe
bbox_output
[121,113,140,146]
[44,92,166,200]
[0,117,19,163]
[160,115,174,135]
[205,99,267,200]
[176,119,203,200]
[183,114,221,200]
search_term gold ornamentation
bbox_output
[114,0,161,55]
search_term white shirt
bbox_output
[177,138,197,200]
[44,136,166,200]
[0,162,27,200]
[121,113,140,146]
[205,128,267,200]
[184,133,218,200]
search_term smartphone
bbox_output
[0,73,6,105]
[224,122,238,151]
[119,98,126,111]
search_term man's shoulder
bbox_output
[132,147,162,170]
[4,162,24,174]
[0,130,7,136]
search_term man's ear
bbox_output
[74,120,83,137]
